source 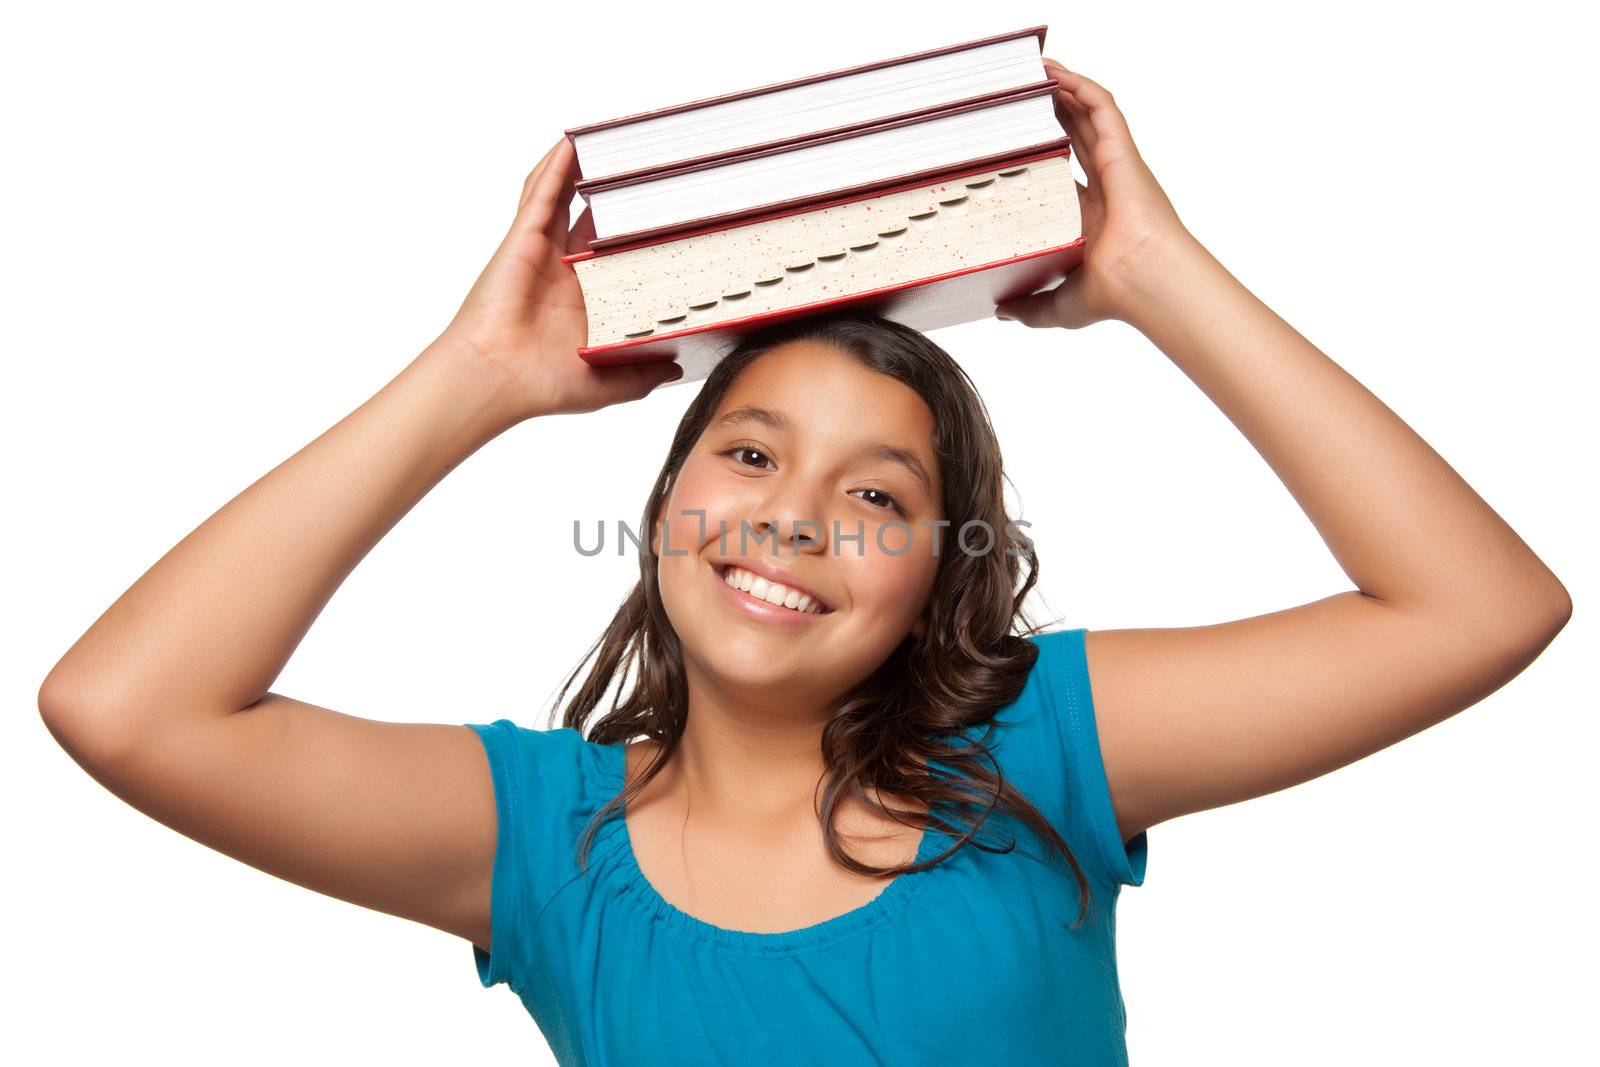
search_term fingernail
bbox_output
[995,310,1014,321]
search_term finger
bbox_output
[1042,59,1098,159]
[1053,87,1096,159]
[510,138,577,241]
[648,360,686,388]
[1041,63,1140,165]
[543,147,580,244]
[518,138,565,213]
[525,138,578,228]
[609,359,685,403]
[566,203,597,255]
[995,277,1076,329]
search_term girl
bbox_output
[39,61,1570,1065]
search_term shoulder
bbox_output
[466,718,593,759]
[466,720,598,793]
[463,720,620,852]
[989,627,1091,734]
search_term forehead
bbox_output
[714,340,935,441]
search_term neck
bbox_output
[664,666,837,822]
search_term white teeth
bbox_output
[720,566,825,615]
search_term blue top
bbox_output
[466,627,1149,1066]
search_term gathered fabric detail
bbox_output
[587,739,940,958]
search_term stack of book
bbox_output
[561,25,1084,382]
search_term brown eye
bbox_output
[851,487,905,515]
[723,446,773,470]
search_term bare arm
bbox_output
[1087,231,1568,841]
[37,138,681,950]
[1000,62,1571,842]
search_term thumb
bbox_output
[995,278,1076,329]
[649,359,686,385]
[613,359,685,403]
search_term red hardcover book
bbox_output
[577,241,1084,383]
[561,145,1083,383]
[563,25,1050,184]
[573,80,1066,250]
[573,79,1061,200]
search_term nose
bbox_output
[745,516,826,557]
[745,484,828,558]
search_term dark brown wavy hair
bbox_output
[549,310,1102,928]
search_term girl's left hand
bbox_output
[433,137,683,424]
[996,60,1195,330]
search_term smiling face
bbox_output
[652,339,945,714]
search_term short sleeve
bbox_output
[464,719,588,994]
[1031,628,1148,888]
[982,629,1148,890]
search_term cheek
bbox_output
[653,467,738,616]
[842,527,940,618]
[655,464,742,548]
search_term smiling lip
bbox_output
[712,558,832,612]
[712,561,833,623]
[714,566,828,625]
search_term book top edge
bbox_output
[561,25,1048,139]
[574,79,1058,196]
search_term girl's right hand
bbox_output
[435,136,685,422]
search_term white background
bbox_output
[6,2,1594,1063]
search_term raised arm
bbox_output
[998,61,1572,843]
[36,138,682,951]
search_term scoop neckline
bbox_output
[597,739,940,955]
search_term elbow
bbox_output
[37,650,109,726]
[1502,573,1572,659]
[1417,571,1574,669]
[1530,565,1573,635]
[37,663,138,771]
[39,663,92,759]
[38,660,84,730]
[1541,581,1573,643]
[1549,569,1573,619]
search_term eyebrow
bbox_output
[713,404,938,503]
